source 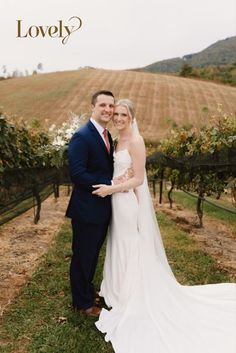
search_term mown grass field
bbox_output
[0,212,233,353]
[0,68,236,141]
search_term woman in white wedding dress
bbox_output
[92,99,236,353]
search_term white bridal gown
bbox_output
[95,148,236,353]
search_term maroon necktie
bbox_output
[103,129,110,153]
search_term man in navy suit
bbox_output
[66,90,115,316]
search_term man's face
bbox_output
[91,94,114,127]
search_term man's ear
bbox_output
[91,104,95,111]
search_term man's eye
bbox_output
[114,113,118,116]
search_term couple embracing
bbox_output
[66,91,236,353]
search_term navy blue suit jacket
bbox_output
[66,120,114,224]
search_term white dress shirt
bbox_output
[90,118,107,146]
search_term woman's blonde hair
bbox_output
[115,99,135,121]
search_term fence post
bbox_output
[196,189,204,227]
[53,183,60,198]
[33,187,41,224]
[167,183,174,209]
[159,170,164,204]
[152,179,156,198]
[67,184,71,196]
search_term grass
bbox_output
[0,214,233,353]
[0,222,113,353]
[171,190,236,225]
[156,212,234,284]
[0,68,236,142]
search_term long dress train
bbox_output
[95,148,236,353]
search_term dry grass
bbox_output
[0,213,232,353]
[0,68,236,141]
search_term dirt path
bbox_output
[155,200,236,278]
[0,191,69,316]
[0,192,235,317]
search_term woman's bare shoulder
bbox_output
[130,134,145,147]
[128,135,145,158]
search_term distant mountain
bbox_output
[138,36,236,73]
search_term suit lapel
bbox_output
[87,120,112,157]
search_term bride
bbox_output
[92,99,236,353]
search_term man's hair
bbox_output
[91,90,114,106]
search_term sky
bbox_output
[0,0,235,75]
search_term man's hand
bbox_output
[92,184,112,198]
[113,175,126,185]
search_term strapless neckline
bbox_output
[114,148,129,155]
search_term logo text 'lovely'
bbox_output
[16,16,82,45]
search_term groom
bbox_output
[66,90,115,317]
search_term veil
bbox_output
[132,118,175,278]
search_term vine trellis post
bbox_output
[33,186,41,224]
[159,169,164,204]
[146,148,236,227]
[167,182,175,209]
[196,189,204,228]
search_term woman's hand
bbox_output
[113,167,134,185]
[92,184,112,198]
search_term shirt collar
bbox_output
[90,118,106,135]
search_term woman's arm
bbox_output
[92,135,146,197]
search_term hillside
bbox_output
[0,68,236,142]
[139,58,184,74]
[140,36,236,73]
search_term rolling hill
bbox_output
[0,68,236,142]
[139,36,236,73]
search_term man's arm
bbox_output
[68,134,111,190]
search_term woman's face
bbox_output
[113,105,132,131]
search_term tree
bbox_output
[0,65,7,80]
[37,63,43,72]
[180,63,193,77]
